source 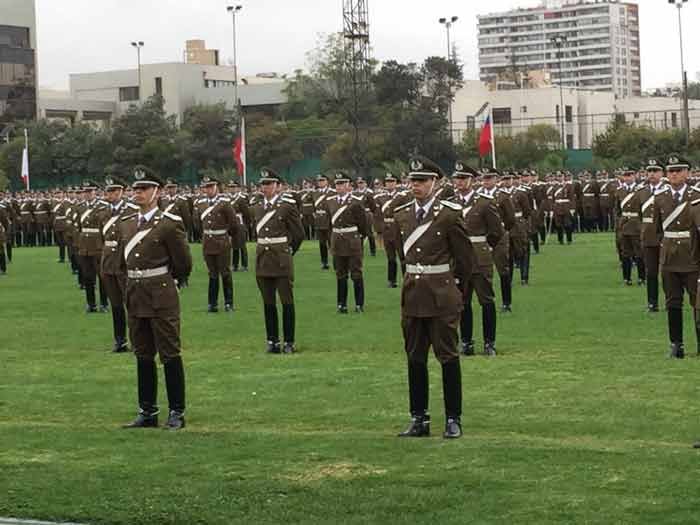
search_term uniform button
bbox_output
[415,275,421,280]
[265,247,270,251]
[135,253,140,257]
[417,248,421,252]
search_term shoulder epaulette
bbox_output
[477,192,494,200]
[281,196,297,205]
[126,202,139,210]
[176,195,188,201]
[219,197,231,203]
[163,211,182,221]
[692,198,700,206]
[440,200,462,211]
[393,200,414,213]
[351,195,364,201]
[121,213,137,221]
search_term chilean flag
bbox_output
[21,128,29,190]
[478,114,492,158]
[233,116,246,182]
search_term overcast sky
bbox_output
[35,0,700,91]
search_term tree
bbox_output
[246,115,303,176]
[180,103,236,173]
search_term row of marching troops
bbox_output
[611,155,700,367]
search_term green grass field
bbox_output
[2,234,700,525]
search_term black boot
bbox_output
[6,241,12,262]
[460,301,474,354]
[0,252,5,274]
[282,304,295,352]
[622,258,632,285]
[398,362,430,437]
[532,233,540,254]
[112,305,129,352]
[387,260,398,288]
[337,279,348,313]
[441,360,463,439]
[240,245,249,271]
[353,278,365,312]
[163,356,186,430]
[647,276,659,312]
[123,359,158,428]
[264,304,280,353]
[223,274,234,311]
[232,249,240,271]
[85,285,97,313]
[668,308,684,358]
[483,303,497,355]
[320,242,329,269]
[636,257,646,284]
[58,244,66,263]
[98,278,109,312]
[208,277,219,312]
[368,234,377,256]
[500,273,512,311]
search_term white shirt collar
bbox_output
[414,195,436,216]
[673,185,687,199]
[264,193,280,207]
[138,207,158,223]
[460,190,475,203]
[338,193,350,204]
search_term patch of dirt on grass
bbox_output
[280,462,387,483]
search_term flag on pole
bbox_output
[233,116,247,186]
[478,114,492,158]
[21,129,29,190]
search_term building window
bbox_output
[155,77,163,96]
[671,112,678,128]
[556,104,560,122]
[633,112,639,119]
[119,86,140,102]
[521,106,527,114]
[466,116,475,130]
[566,134,574,149]
[493,107,512,125]
[565,105,573,123]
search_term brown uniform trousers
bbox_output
[119,210,192,416]
[324,195,368,308]
[654,187,700,346]
[230,193,250,270]
[616,185,645,283]
[376,190,411,286]
[395,199,472,420]
[34,200,52,246]
[18,200,35,246]
[78,201,109,309]
[52,200,69,262]
[101,201,130,348]
[254,194,305,345]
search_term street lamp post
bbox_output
[131,41,144,101]
[227,5,243,110]
[550,35,567,150]
[668,0,691,143]
[439,16,458,145]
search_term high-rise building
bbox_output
[478,0,640,99]
[0,0,38,125]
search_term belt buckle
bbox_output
[135,270,143,279]
[416,263,425,275]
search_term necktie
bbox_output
[416,207,425,223]
[138,215,145,229]
[674,192,681,206]
[264,202,270,211]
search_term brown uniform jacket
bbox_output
[395,199,472,318]
[101,200,131,275]
[615,184,641,237]
[452,191,504,274]
[253,193,305,278]
[312,188,336,230]
[375,190,411,244]
[196,195,239,256]
[118,209,192,317]
[52,200,70,232]
[160,195,193,233]
[638,183,668,248]
[19,200,34,225]
[654,186,700,273]
[0,203,9,243]
[324,194,368,257]
[78,199,109,257]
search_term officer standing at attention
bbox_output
[638,159,667,312]
[654,155,700,359]
[323,172,368,313]
[374,173,410,288]
[253,168,305,354]
[120,167,192,430]
[394,156,472,439]
[101,175,130,353]
[616,169,645,285]
[197,176,239,312]
[227,180,251,273]
[78,181,110,313]
[312,174,335,270]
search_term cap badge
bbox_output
[134,170,145,180]
[410,159,423,171]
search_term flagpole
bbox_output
[23,128,29,191]
[489,107,497,169]
[241,115,247,187]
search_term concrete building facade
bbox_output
[478,0,641,99]
[0,0,38,125]
[451,80,700,150]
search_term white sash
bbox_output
[583,184,591,193]
[200,202,217,221]
[381,198,395,214]
[80,208,94,224]
[102,215,120,236]
[663,202,687,232]
[124,228,153,261]
[403,221,433,256]
[601,182,609,192]
[53,203,62,213]
[462,206,473,218]
[314,195,327,208]
[620,193,635,210]
[554,187,564,198]
[641,195,655,214]
[165,203,176,213]
[256,209,277,234]
[331,205,348,226]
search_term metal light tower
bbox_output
[227,5,243,109]
[668,0,690,143]
[131,41,144,101]
[343,0,371,174]
[439,16,458,145]
[550,35,567,150]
